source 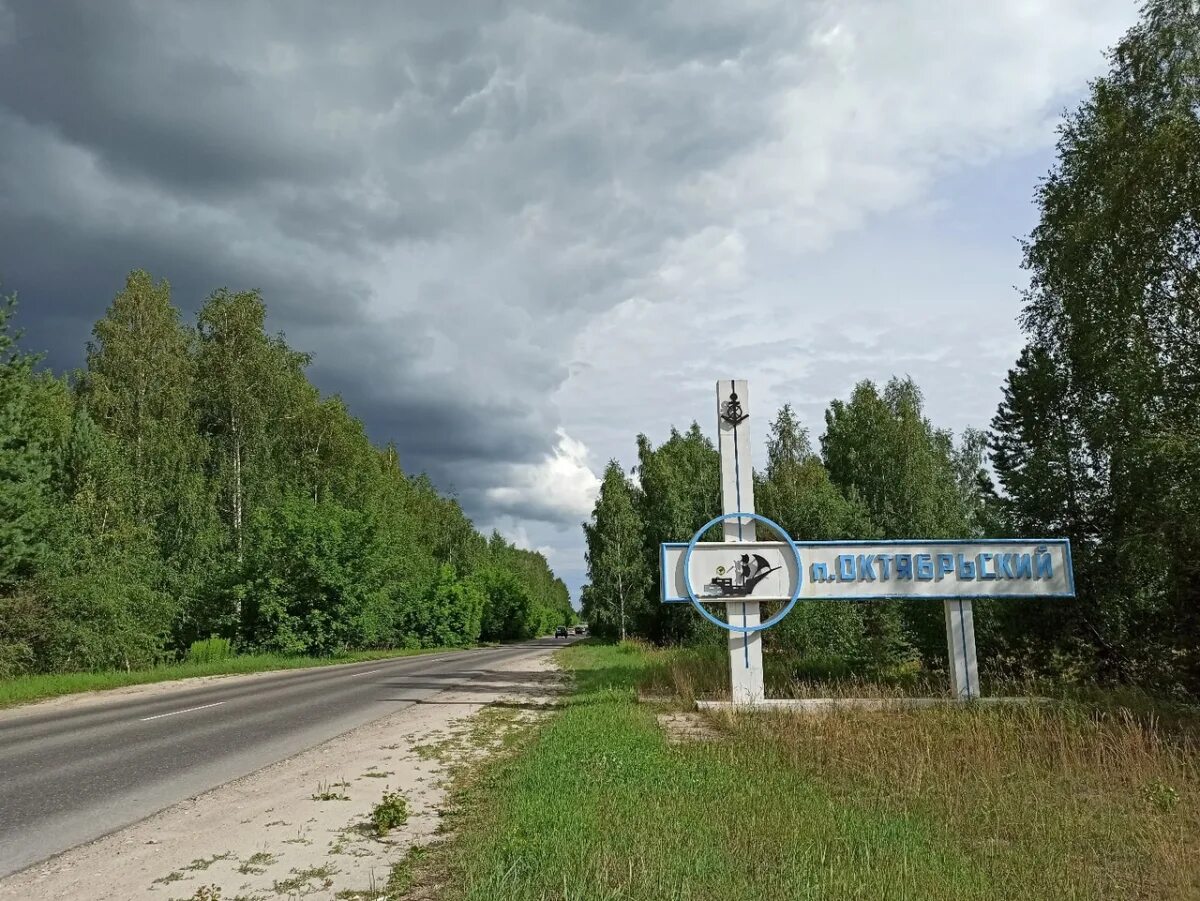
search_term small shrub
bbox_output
[187,637,234,665]
[237,850,277,874]
[1143,779,1180,812]
[371,789,409,835]
[179,887,221,901]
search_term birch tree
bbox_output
[584,461,648,641]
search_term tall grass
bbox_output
[641,643,947,705]
[428,641,1200,900]
[186,636,234,664]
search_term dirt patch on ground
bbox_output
[657,712,722,744]
[0,652,564,901]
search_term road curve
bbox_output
[0,638,572,878]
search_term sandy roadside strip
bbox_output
[0,648,564,900]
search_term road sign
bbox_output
[659,379,1076,704]
[661,538,1073,603]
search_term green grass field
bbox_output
[0,646,455,709]
[424,641,1200,901]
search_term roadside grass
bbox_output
[0,646,455,709]
[421,641,1200,900]
[641,641,977,702]
[644,641,1200,729]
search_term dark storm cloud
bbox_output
[0,3,354,194]
[0,0,1136,563]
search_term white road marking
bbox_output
[139,701,225,722]
[353,668,384,677]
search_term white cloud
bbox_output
[484,428,601,525]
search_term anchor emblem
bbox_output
[721,389,749,427]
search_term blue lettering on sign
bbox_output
[1035,546,1054,579]
[787,545,1058,588]
[858,554,877,581]
[837,555,856,581]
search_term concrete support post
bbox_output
[944,599,980,699]
[717,379,765,705]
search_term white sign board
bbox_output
[661,539,1074,604]
[660,541,798,603]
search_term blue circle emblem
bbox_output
[681,512,804,633]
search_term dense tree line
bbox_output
[991,0,1200,693]
[581,381,998,675]
[0,274,572,676]
[584,1,1200,694]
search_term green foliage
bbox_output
[476,530,574,640]
[476,565,537,640]
[822,377,990,665]
[756,405,873,664]
[581,380,999,674]
[994,0,1200,691]
[370,789,409,835]
[236,493,386,656]
[633,425,722,644]
[395,564,486,649]
[18,550,174,673]
[0,273,569,678]
[582,461,650,642]
[822,378,972,540]
[0,293,54,589]
[187,637,233,664]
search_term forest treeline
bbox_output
[582,1,1200,695]
[0,276,572,677]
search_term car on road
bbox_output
[574,626,585,635]
[554,626,569,638]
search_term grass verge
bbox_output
[0,646,455,709]
[419,641,1200,901]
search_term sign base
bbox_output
[727,600,764,704]
[696,696,1049,713]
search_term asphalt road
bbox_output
[0,637,573,878]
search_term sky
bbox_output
[0,1,1140,601]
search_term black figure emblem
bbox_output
[721,389,749,427]
[703,553,779,598]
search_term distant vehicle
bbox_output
[574,626,585,634]
[554,626,569,638]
